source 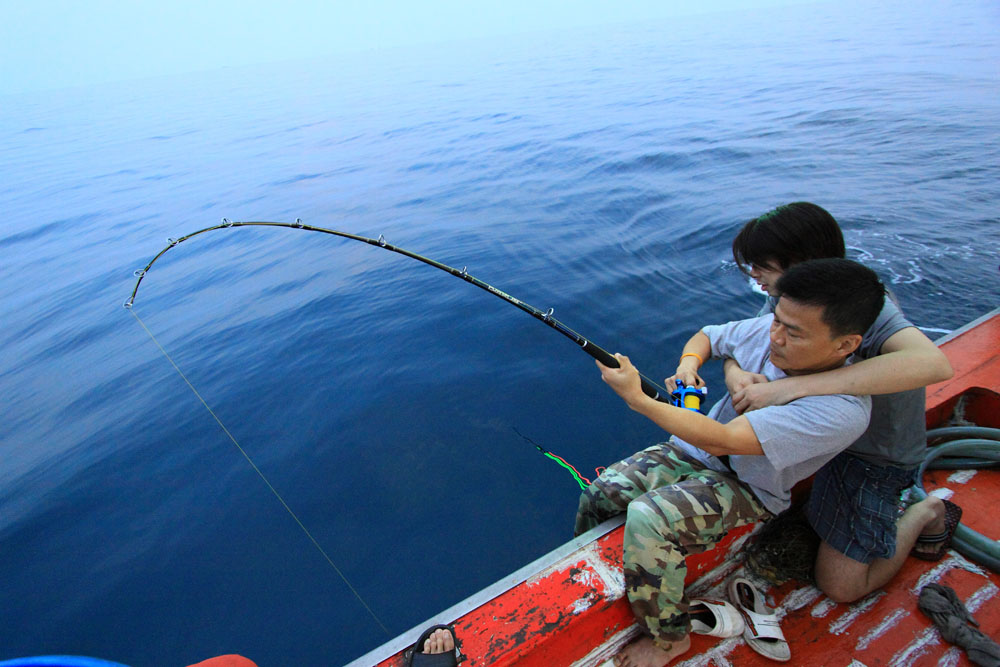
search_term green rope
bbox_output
[514,427,592,490]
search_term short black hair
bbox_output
[776,258,885,337]
[732,202,845,274]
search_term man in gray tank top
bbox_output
[727,203,954,604]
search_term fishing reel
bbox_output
[671,379,708,413]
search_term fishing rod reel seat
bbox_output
[671,380,708,413]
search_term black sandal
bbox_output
[911,498,963,562]
[404,624,464,666]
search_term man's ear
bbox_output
[836,333,863,356]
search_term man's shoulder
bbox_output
[749,392,872,444]
[703,313,773,342]
[788,391,871,414]
[766,391,871,419]
[704,315,774,370]
[859,294,914,358]
[744,392,871,475]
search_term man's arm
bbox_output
[731,326,953,413]
[598,352,763,456]
[665,331,712,389]
[723,357,769,396]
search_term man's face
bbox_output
[769,297,858,374]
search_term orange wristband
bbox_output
[680,352,703,366]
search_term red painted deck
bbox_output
[351,308,1000,667]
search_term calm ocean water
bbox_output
[2,1,998,664]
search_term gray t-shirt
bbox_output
[759,295,926,468]
[672,316,872,515]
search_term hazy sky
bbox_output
[1,0,817,94]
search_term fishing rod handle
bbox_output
[586,344,670,403]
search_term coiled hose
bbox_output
[913,426,1000,573]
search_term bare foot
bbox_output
[422,627,455,654]
[912,496,947,558]
[614,634,691,667]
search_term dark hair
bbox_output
[732,202,845,274]
[776,258,885,337]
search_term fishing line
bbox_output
[127,307,391,637]
[125,218,671,402]
[124,217,671,637]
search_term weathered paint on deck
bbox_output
[354,308,1000,667]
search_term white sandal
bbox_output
[727,577,791,662]
[688,598,746,638]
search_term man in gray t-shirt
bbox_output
[671,315,870,515]
[576,259,884,667]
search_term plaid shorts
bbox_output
[806,452,916,564]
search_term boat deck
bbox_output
[350,308,1000,667]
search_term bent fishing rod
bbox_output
[125,218,670,402]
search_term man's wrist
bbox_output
[775,376,807,402]
[677,356,701,373]
[679,351,703,367]
[627,391,658,414]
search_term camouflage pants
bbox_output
[574,441,771,647]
